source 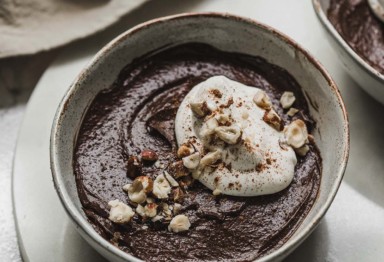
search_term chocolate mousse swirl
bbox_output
[328,0,384,74]
[74,43,321,261]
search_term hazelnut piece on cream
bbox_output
[168,214,191,233]
[177,143,194,158]
[108,199,134,224]
[182,152,201,169]
[200,150,222,167]
[215,125,242,144]
[284,119,308,148]
[280,91,296,109]
[200,117,219,140]
[153,174,171,199]
[190,101,211,117]
[263,109,283,131]
[253,90,272,109]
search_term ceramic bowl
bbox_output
[312,0,384,104]
[50,13,349,262]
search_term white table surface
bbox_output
[5,0,384,261]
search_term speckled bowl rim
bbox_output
[51,12,350,262]
[312,0,384,82]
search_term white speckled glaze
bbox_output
[50,13,349,262]
[313,0,384,104]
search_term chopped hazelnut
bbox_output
[164,171,179,187]
[295,144,310,156]
[200,117,219,141]
[177,143,194,158]
[168,215,191,233]
[263,109,283,131]
[134,176,153,193]
[167,160,189,178]
[190,101,211,117]
[151,215,163,222]
[280,91,296,109]
[212,188,222,196]
[287,107,299,117]
[253,90,272,110]
[191,168,202,179]
[173,203,182,214]
[284,119,308,149]
[123,178,148,204]
[108,199,134,224]
[136,204,146,217]
[145,203,158,218]
[200,150,222,167]
[127,156,142,179]
[161,203,172,217]
[215,113,230,125]
[153,174,171,199]
[182,152,201,170]
[179,176,193,189]
[141,149,158,161]
[172,187,185,203]
[215,125,242,144]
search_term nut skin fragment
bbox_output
[253,90,272,110]
[153,174,171,199]
[108,199,135,224]
[280,91,296,109]
[284,119,308,148]
[200,150,222,167]
[190,101,211,117]
[141,149,158,161]
[168,214,191,233]
[127,156,142,179]
[263,109,283,131]
[177,143,194,158]
[182,152,201,169]
[215,125,242,144]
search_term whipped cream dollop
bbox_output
[175,76,297,197]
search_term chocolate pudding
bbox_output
[328,0,384,74]
[74,43,321,261]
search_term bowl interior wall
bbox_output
[53,14,347,257]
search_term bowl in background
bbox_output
[312,0,384,104]
[50,13,349,262]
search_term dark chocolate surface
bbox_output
[74,43,321,261]
[328,0,384,74]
